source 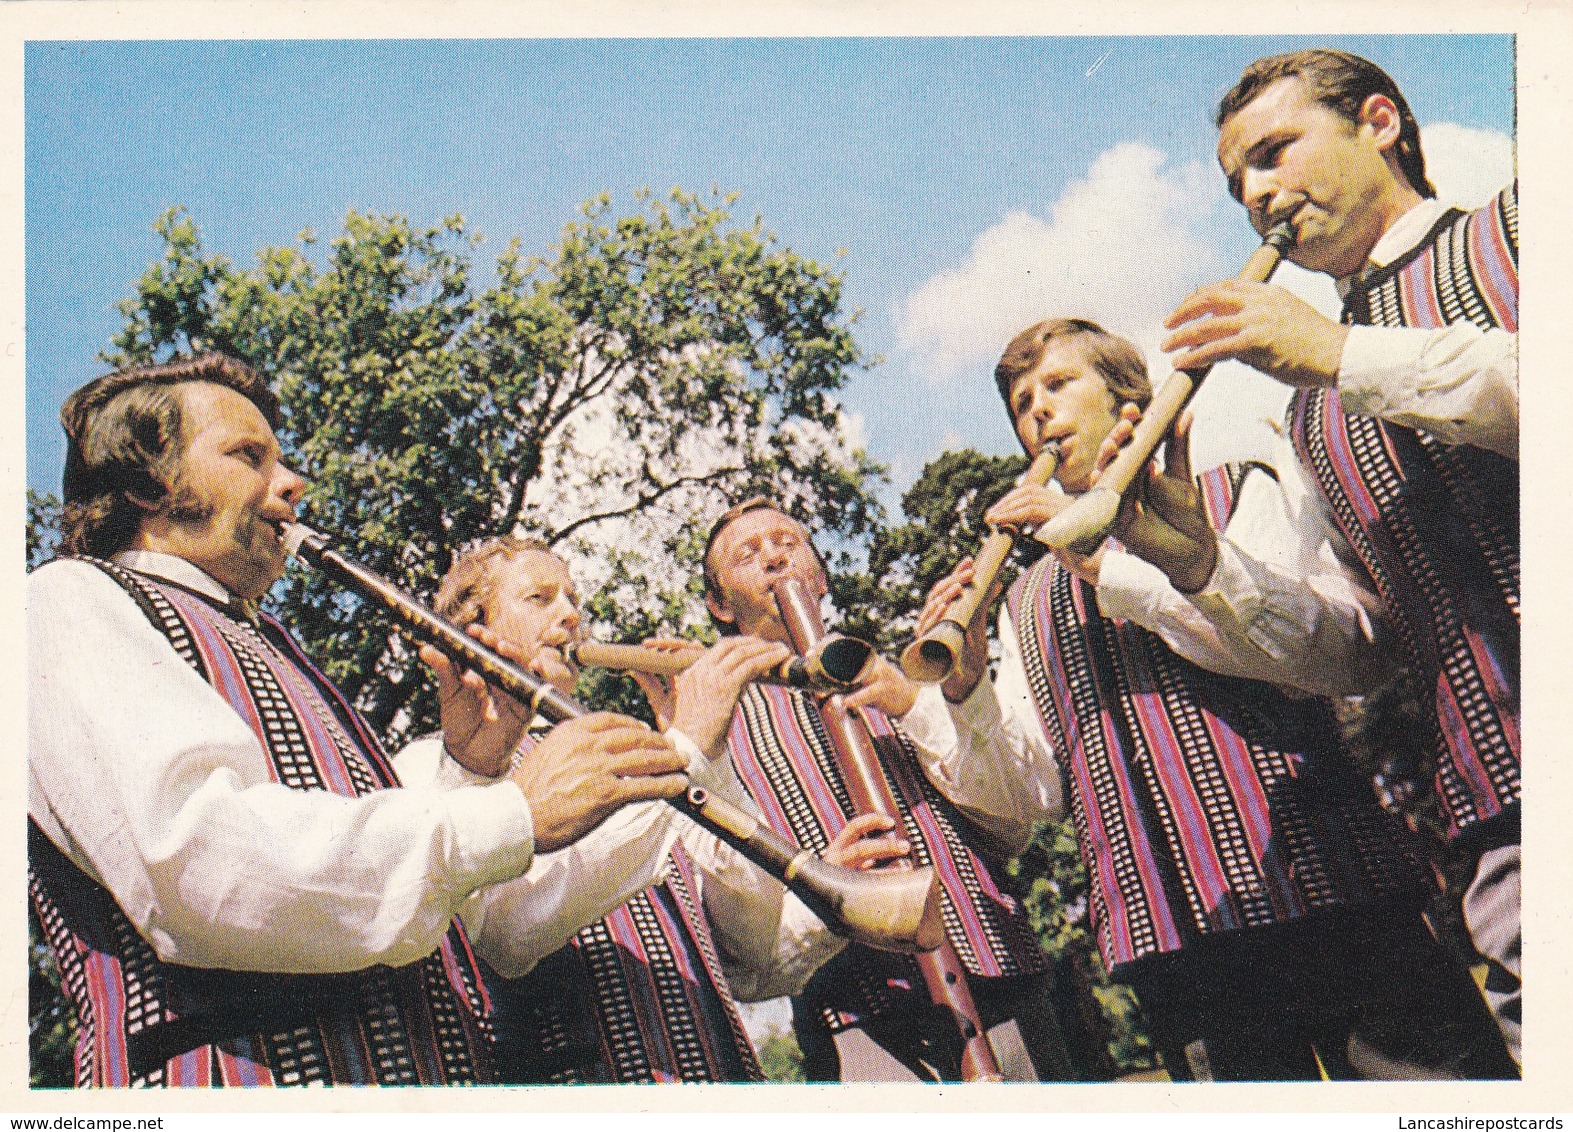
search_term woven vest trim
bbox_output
[28,559,494,1086]
[725,683,1047,1030]
[1009,464,1420,975]
[484,740,760,1083]
[1293,183,1520,840]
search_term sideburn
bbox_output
[161,481,216,526]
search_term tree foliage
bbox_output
[838,447,1039,655]
[106,192,883,741]
[27,489,63,570]
[754,1028,806,1083]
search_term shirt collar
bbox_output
[1335,197,1452,300]
[113,550,234,606]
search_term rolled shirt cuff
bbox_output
[902,683,966,755]
[1190,540,1314,664]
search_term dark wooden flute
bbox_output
[280,520,944,955]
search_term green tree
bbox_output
[755,1028,806,1083]
[106,192,883,740]
[27,489,63,569]
[837,447,1034,655]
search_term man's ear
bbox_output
[705,589,736,628]
[1359,93,1404,154]
[123,481,166,513]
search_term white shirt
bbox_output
[902,650,1065,858]
[28,552,534,975]
[1123,445,1395,699]
[1171,193,1519,695]
[908,461,1392,797]
[1336,196,1518,459]
[395,737,848,997]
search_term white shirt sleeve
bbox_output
[394,727,730,979]
[900,605,1066,857]
[1097,453,1397,699]
[676,820,848,1003]
[27,559,535,976]
[1338,324,1517,459]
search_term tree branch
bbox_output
[547,464,742,544]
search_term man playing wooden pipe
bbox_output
[1117,49,1518,1066]
[27,353,691,1086]
[396,535,903,1082]
[914,318,1514,1079]
[698,498,1077,1082]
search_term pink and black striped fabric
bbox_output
[725,683,1048,1032]
[29,560,494,1087]
[1009,464,1418,976]
[481,737,761,1083]
[1292,183,1519,843]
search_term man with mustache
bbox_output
[396,535,903,1082]
[1126,49,1518,1064]
[28,353,691,1086]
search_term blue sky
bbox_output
[26,35,1515,505]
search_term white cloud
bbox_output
[894,121,1515,474]
[1420,122,1515,211]
[897,143,1228,384]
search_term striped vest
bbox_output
[1009,464,1419,976]
[1291,183,1520,843]
[726,684,1048,1031]
[28,560,494,1086]
[482,736,761,1083]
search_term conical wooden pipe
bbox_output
[1035,220,1296,555]
[900,440,1061,684]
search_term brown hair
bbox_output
[994,318,1152,435]
[701,496,829,627]
[59,353,282,559]
[435,535,557,629]
[1217,49,1436,199]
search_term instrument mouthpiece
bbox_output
[278,520,326,562]
[1263,217,1297,253]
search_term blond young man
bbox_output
[914,318,1513,1080]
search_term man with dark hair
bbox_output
[699,497,1077,1082]
[397,535,897,1083]
[28,353,691,1086]
[1132,49,1519,1063]
[916,316,1513,1080]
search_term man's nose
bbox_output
[555,597,581,635]
[274,465,308,509]
[1240,169,1278,224]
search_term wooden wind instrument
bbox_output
[279,520,945,955]
[772,577,1005,1082]
[1033,219,1297,555]
[899,439,1061,684]
[564,634,874,693]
